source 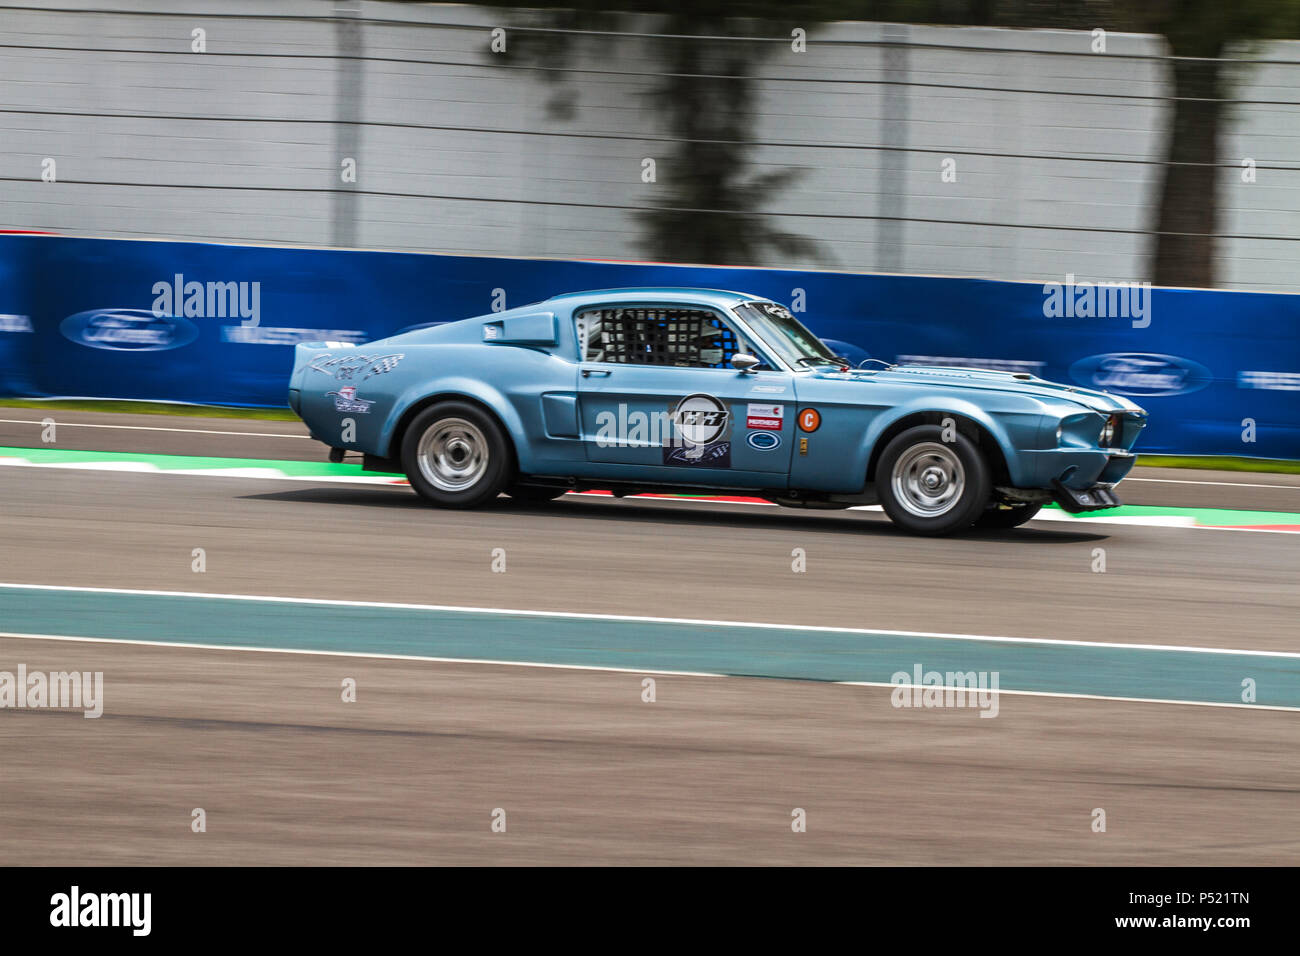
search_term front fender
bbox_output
[860,397,1037,488]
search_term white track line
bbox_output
[0,457,401,484]
[1127,476,1299,490]
[577,493,1300,534]
[0,419,309,439]
[1,582,1295,658]
[0,631,722,677]
[0,630,1293,714]
[834,679,1300,713]
[1,456,1297,531]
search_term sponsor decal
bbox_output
[669,393,729,445]
[223,326,366,346]
[1238,371,1300,391]
[746,402,784,431]
[665,441,731,467]
[662,393,731,467]
[59,309,199,352]
[308,352,404,381]
[752,302,796,321]
[0,314,33,333]
[797,408,822,432]
[327,385,374,414]
[1069,352,1211,397]
[746,431,782,451]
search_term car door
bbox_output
[574,301,794,485]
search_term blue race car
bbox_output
[289,288,1146,535]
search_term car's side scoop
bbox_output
[482,311,558,345]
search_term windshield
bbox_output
[733,301,841,369]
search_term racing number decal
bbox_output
[798,408,821,433]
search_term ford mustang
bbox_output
[288,288,1147,535]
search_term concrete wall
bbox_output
[2,0,1299,291]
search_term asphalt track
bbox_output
[0,410,1297,864]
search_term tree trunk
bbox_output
[1152,50,1223,288]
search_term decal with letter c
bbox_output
[798,408,821,432]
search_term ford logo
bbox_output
[746,431,782,451]
[1069,352,1211,397]
[60,309,200,352]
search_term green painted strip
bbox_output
[0,586,1296,708]
[0,445,402,479]
[1041,503,1300,527]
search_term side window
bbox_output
[576,306,743,369]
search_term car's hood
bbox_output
[812,365,1145,415]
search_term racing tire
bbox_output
[504,485,568,503]
[876,425,991,536]
[402,402,512,508]
[974,502,1043,530]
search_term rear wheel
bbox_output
[974,502,1043,530]
[401,402,512,507]
[876,425,991,535]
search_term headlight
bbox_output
[1099,414,1118,447]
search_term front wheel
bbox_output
[401,402,512,507]
[876,425,991,535]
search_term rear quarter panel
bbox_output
[298,340,582,473]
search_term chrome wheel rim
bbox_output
[417,418,489,492]
[891,442,965,517]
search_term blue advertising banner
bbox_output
[0,234,1296,457]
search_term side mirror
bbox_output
[730,353,760,373]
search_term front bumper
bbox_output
[1051,480,1122,513]
[1016,448,1137,489]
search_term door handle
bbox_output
[581,368,612,378]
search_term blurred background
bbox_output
[1,0,1297,456]
[3,0,1300,290]
[2,2,1299,874]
